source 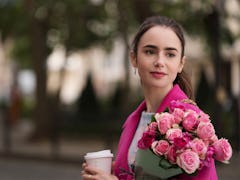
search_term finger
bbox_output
[111,161,115,174]
[81,170,86,176]
[112,161,115,168]
[82,162,87,169]
[84,165,100,175]
[81,170,95,180]
[82,173,94,180]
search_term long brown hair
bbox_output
[131,16,194,99]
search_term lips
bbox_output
[150,71,167,78]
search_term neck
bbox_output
[143,85,173,113]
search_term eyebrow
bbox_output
[165,47,178,52]
[143,45,178,52]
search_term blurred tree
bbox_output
[0,0,237,141]
[203,2,223,136]
[196,69,215,116]
[0,0,115,139]
[76,74,101,122]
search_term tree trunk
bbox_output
[133,0,153,23]
[204,3,223,136]
[25,0,50,139]
[117,0,131,112]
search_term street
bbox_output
[0,152,240,180]
[0,157,81,180]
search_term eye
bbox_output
[166,52,176,58]
[145,49,156,55]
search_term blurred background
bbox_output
[0,0,239,179]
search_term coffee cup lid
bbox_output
[84,150,113,159]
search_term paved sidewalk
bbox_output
[216,151,240,180]
[0,152,239,180]
[0,157,82,180]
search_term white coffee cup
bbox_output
[84,150,113,174]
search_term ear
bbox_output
[130,51,137,68]
[178,56,186,73]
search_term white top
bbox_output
[128,111,154,167]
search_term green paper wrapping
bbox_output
[135,149,183,180]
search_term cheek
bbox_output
[169,61,183,73]
[169,64,181,73]
[136,58,149,72]
[136,64,150,82]
[137,66,147,79]
[168,64,181,80]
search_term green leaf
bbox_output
[151,115,156,122]
[164,108,169,112]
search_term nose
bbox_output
[153,53,164,67]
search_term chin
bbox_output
[151,82,173,90]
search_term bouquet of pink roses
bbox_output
[135,99,232,179]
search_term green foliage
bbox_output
[0,0,228,66]
[150,0,213,37]
[196,70,214,114]
[0,0,27,38]
[0,0,117,65]
[11,36,32,68]
[21,96,35,118]
[0,0,31,67]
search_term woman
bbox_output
[82,16,218,180]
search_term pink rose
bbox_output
[198,112,210,123]
[166,128,182,143]
[147,122,158,135]
[172,108,184,124]
[209,134,218,144]
[173,132,193,150]
[182,110,199,132]
[201,146,215,169]
[212,138,232,162]
[182,132,193,142]
[137,132,155,149]
[169,100,186,111]
[177,149,200,174]
[156,112,174,135]
[152,140,170,156]
[196,122,215,141]
[173,138,187,150]
[190,138,208,159]
[165,145,177,164]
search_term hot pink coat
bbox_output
[114,84,218,180]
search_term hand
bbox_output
[81,163,118,180]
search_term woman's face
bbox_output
[131,25,185,91]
